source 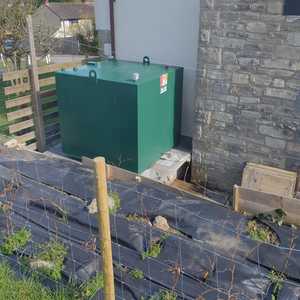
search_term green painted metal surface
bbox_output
[56,59,183,173]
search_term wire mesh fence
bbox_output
[0,147,300,299]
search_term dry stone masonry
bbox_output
[192,0,300,191]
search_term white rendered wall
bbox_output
[95,0,200,137]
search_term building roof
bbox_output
[45,2,95,20]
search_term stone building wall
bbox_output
[192,0,300,191]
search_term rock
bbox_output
[30,259,55,270]
[87,195,114,214]
[4,138,26,150]
[153,216,170,232]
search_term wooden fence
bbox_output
[2,61,82,151]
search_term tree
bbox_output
[0,1,38,69]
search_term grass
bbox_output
[148,290,177,300]
[80,272,104,299]
[129,268,144,280]
[0,262,72,300]
[247,220,279,245]
[0,228,31,255]
[142,235,168,260]
[126,214,151,225]
[30,240,67,281]
[109,192,121,214]
[268,269,285,300]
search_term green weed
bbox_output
[268,269,285,300]
[247,220,279,245]
[0,262,72,300]
[32,240,67,281]
[81,273,104,299]
[142,235,168,260]
[0,228,31,255]
[109,192,121,214]
[129,268,144,280]
[149,290,177,300]
[126,214,150,225]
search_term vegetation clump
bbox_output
[149,290,177,300]
[0,228,31,255]
[129,268,144,280]
[80,273,104,299]
[31,240,67,281]
[268,269,285,300]
[126,214,151,225]
[0,262,72,300]
[247,220,279,245]
[109,192,121,214]
[142,235,168,260]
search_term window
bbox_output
[284,0,300,15]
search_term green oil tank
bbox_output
[56,58,183,173]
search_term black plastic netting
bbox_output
[0,147,299,299]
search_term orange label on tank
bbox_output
[160,73,168,94]
[160,74,168,87]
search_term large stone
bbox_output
[267,1,283,14]
[232,73,249,85]
[275,46,300,60]
[288,32,300,47]
[259,125,290,139]
[153,216,170,232]
[199,47,222,64]
[265,136,286,150]
[240,96,260,104]
[251,74,272,86]
[246,22,267,33]
[265,88,297,100]
[272,79,285,88]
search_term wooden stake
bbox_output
[94,157,115,300]
[233,185,240,212]
[27,15,46,152]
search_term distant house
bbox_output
[33,1,95,54]
[33,1,95,39]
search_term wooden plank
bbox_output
[43,106,58,117]
[235,185,300,226]
[4,83,31,95]
[2,69,29,82]
[242,163,297,197]
[7,107,33,122]
[172,179,222,206]
[5,95,31,109]
[27,15,46,152]
[42,97,57,106]
[2,61,81,82]
[16,131,36,144]
[38,61,82,75]
[26,142,37,151]
[39,77,55,88]
[9,119,34,134]
[40,89,56,99]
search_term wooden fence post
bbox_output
[233,185,240,212]
[94,157,115,300]
[26,15,46,152]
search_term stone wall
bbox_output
[192,0,300,191]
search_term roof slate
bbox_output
[46,2,95,20]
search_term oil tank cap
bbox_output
[132,73,140,81]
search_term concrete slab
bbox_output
[142,148,191,185]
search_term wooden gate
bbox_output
[2,61,82,151]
